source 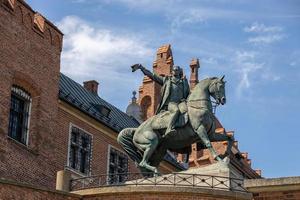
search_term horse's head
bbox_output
[209,75,226,105]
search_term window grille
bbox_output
[108,147,128,184]
[8,85,31,145]
[68,126,92,175]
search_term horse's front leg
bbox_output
[196,125,222,161]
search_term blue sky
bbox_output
[26,0,300,178]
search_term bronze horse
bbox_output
[118,76,234,174]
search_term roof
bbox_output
[157,44,171,54]
[59,73,186,171]
[59,73,140,132]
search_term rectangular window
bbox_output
[68,126,92,175]
[108,146,128,184]
[8,86,31,145]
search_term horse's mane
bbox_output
[200,77,219,82]
[197,77,219,85]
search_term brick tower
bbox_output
[138,44,173,120]
[0,0,64,188]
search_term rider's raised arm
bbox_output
[140,66,164,85]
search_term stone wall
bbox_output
[245,176,300,200]
[0,177,253,200]
[73,185,252,200]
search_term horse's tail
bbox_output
[117,128,142,165]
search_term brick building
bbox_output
[1,1,300,199]
[0,0,63,188]
[0,0,182,190]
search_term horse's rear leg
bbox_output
[209,130,234,159]
[136,133,159,174]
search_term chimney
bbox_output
[189,58,200,89]
[83,80,99,95]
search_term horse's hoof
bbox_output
[214,155,222,162]
[219,153,228,160]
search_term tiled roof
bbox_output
[59,73,186,171]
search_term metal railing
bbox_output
[70,172,247,192]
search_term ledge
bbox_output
[245,176,300,193]
[72,185,252,200]
[0,178,82,198]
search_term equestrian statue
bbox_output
[118,64,234,175]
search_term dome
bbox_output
[126,91,143,123]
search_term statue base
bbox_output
[126,158,246,191]
[183,157,243,179]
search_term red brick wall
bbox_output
[0,179,81,200]
[57,102,176,177]
[57,103,141,176]
[0,0,63,188]
[84,194,244,200]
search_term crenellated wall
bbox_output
[1,0,63,51]
[0,0,63,189]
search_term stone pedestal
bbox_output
[181,158,244,191]
[56,170,72,192]
[126,159,245,192]
[184,158,243,179]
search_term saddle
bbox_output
[151,101,189,130]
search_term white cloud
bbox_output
[289,50,300,68]
[234,51,264,97]
[243,22,285,45]
[202,57,219,65]
[248,34,285,44]
[233,50,281,97]
[57,16,154,108]
[261,72,280,81]
[244,22,283,33]
[170,7,246,33]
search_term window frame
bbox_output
[8,85,32,146]
[67,123,93,176]
[107,145,129,184]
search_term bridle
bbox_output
[209,79,224,113]
[188,79,224,114]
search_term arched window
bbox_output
[8,85,32,145]
[140,96,151,121]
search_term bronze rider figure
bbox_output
[132,64,190,136]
